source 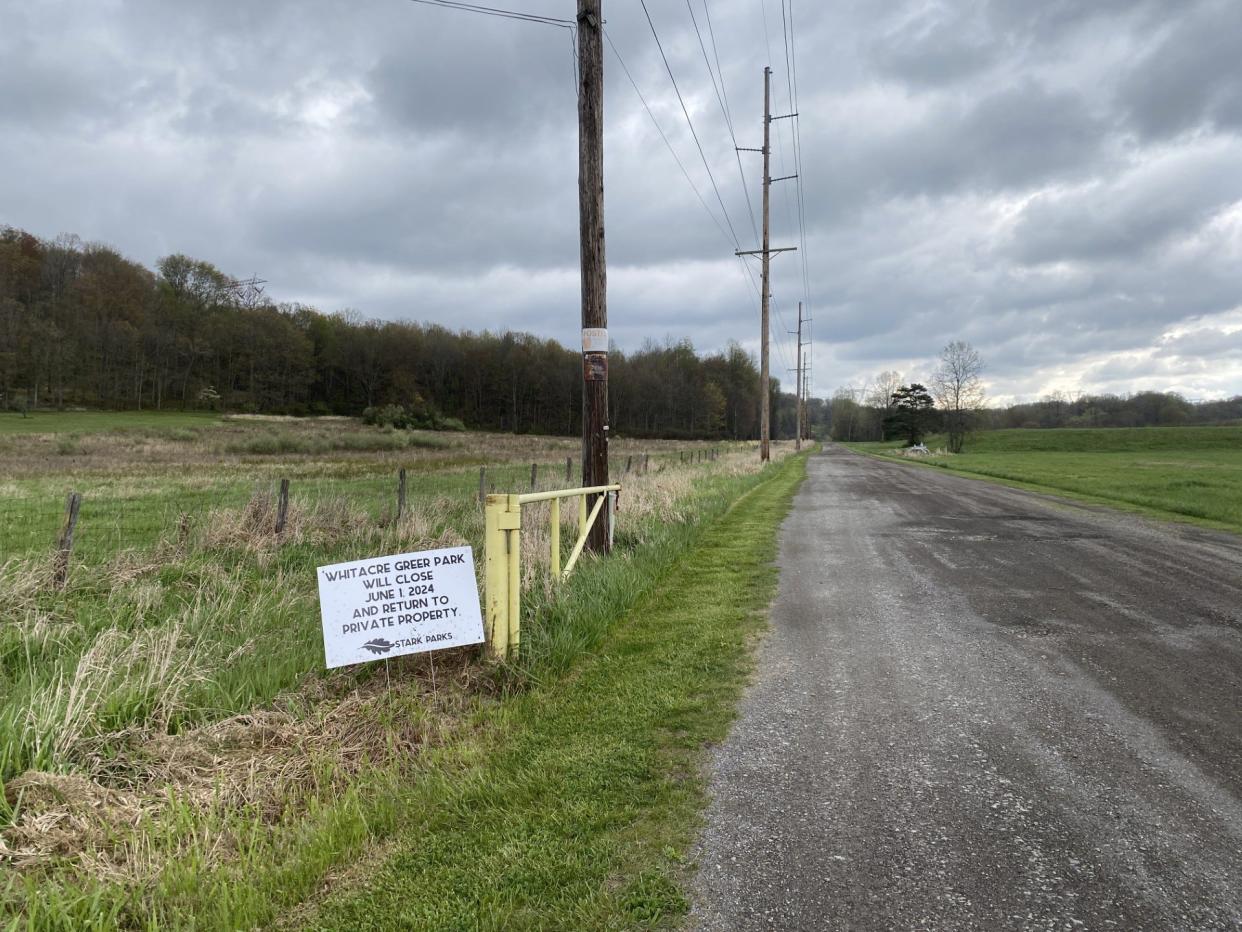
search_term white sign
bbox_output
[317,546,484,669]
[582,327,609,352]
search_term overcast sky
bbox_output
[3,0,1241,403]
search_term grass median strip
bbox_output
[293,453,806,930]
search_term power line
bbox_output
[685,1,731,137]
[605,26,773,367]
[760,0,812,400]
[757,6,803,390]
[638,0,744,250]
[673,0,797,384]
[702,0,733,129]
[688,6,800,380]
[603,31,736,250]
[569,25,579,90]
[782,0,810,305]
[404,0,574,28]
[780,0,794,111]
[686,0,760,244]
[408,0,804,401]
[786,0,814,397]
[635,0,793,380]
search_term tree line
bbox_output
[0,226,825,439]
[830,344,1242,444]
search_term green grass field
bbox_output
[1,411,802,929]
[848,426,1242,532]
[0,414,694,563]
[0,410,224,435]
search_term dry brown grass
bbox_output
[2,650,482,881]
[516,442,793,588]
[2,416,732,481]
[194,488,473,565]
[26,624,210,770]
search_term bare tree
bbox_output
[931,341,985,453]
[830,382,872,442]
[868,370,903,440]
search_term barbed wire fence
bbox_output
[1,447,726,576]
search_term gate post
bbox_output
[506,494,522,657]
[550,496,561,579]
[484,494,516,659]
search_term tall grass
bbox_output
[6,451,805,930]
[0,416,731,562]
[1,441,796,928]
[221,430,449,456]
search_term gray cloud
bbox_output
[869,4,999,87]
[1008,141,1242,265]
[1117,0,1242,140]
[1,0,1241,404]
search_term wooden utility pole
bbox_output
[760,66,772,461]
[794,301,803,452]
[578,0,609,553]
[737,67,796,464]
[791,300,810,447]
[801,347,809,443]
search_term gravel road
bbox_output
[690,445,1242,931]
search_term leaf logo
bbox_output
[362,638,394,655]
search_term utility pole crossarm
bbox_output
[735,246,797,257]
[770,174,799,183]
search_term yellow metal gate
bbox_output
[483,483,621,659]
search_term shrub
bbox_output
[56,434,84,456]
[362,396,463,432]
[362,404,409,429]
[224,433,315,455]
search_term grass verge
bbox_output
[846,426,1242,534]
[293,451,806,930]
[3,450,807,929]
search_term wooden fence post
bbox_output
[530,463,538,489]
[53,491,82,589]
[275,478,290,536]
[565,456,572,483]
[479,466,487,504]
[625,455,632,475]
[397,468,407,521]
